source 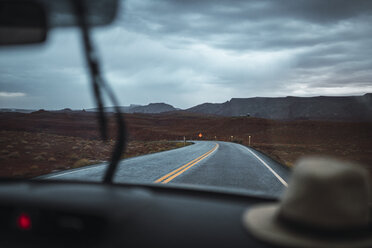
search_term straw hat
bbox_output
[243,157,372,248]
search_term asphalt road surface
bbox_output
[44,141,290,197]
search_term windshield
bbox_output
[0,0,371,197]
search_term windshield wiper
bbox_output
[73,0,127,184]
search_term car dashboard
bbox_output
[0,180,276,248]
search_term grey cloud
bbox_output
[1,0,372,109]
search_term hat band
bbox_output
[276,214,372,240]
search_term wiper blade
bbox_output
[74,0,126,184]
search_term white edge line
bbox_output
[46,164,107,178]
[245,147,288,187]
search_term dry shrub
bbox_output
[43,142,51,149]
[83,145,92,150]
[8,151,20,159]
[1,149,9,155]
[69,153,79,160]
[33,155,45,161]
[73,158,91,168]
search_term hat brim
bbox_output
[243,204,372,248]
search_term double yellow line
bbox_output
[154,143,219,184]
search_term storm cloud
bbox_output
[0,0,371,109]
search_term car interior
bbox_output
[0,1,371,248]
[0,1,278,247]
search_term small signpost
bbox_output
[248,135,251,146]
[183,136,186,146]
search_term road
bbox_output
[44,141,290,197]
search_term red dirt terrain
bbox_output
[0,110,371,177]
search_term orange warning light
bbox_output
[198,133,203,138]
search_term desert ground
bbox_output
[0,110,371,178]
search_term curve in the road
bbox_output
[42,141,290,197]
[169,141,289,197]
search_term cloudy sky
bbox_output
[1,0,372,110]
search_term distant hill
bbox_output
[86,104,140,113]
[186,93,372,122]
[4,94,372,121]
[129,103,177,114]
[0,108,35,113]
[87,103,177,114]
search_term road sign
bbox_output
[198,133,203,138]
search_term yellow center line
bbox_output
[154,143,219,184]
[154,153,207,183]
[161,147,216,183]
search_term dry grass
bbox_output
[250,143,372,176]
[73,158,92,168]
[0,130,191,178]
[0,111,371,178]
[8,151,20,159]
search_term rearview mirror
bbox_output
[0,1,47,45]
